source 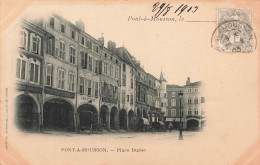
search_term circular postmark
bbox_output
[211,20,257,53]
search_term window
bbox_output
[188,97,192,104]
[71,29,75,39]
[195,108,198,115]
[122,73,126,86]
[46,64,53,86]
[195,88,198,92]
[122,90,125,104]
[81,52,88,68]
[59,41,65,59]
[201,97,205,103]
[188,107,192,115]
[19,29,28,49]
[114,86,118,99]
[104,53,107,58]
[110,65,113,77]
[47,38,53,55]
[68,72,75,92]
[95,59,99,74]
[50,17,54,27]
[86,39,92,49]
[161,102,163,107]
[171,99,176,106]
[88,56,92,71]
[127,95,129,102]
[29,61,40,83]
[188,88,192,93]
[95,45,99,53]
[123,63,126,72]
[115,67,119,79]
[79,77,84,95]
[95,82,98,97]
[194,97,198,104]
[131,79,133,89]
[171,109,176,116]
[16,56,27,80]
[130,94,133,105]
[69,46,76,64]
[61,23,65,33]
[81,36,85,45]
[30,34,41,54]
[104,62,108,74]
[164,93,167,98]
[87,80,92,96]
[57,68,65,90]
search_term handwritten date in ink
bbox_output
[152,2,198,18]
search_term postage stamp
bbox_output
[211,9,257,53]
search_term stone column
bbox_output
[107,111,110,130]
[126,112,129,130]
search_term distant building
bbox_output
[165,84,183,128]
[183,77,206,130]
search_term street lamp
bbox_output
[178,91,183,140]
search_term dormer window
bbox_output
[19,29,28,50]
[50,17,54,27]
[71,29,75,39]
[61,23,65,33]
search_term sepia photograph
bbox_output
[0,0,259,165]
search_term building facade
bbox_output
[15,18,46,132]
[183,77,206,130]
[14,14,167,133]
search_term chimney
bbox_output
[186,77,191,85]
[108,40,116,52]
[76,20,85,32]
[98,37,104,46]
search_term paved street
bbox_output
[42,129,200,138]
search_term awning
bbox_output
[165,118,181,122]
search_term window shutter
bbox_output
[51,65,54,87]
[38,37,41,55]
[92,80,95,97]
[99,61,102,74]
[30,34,33,52]
[84,79,88,96]
[85,53,88,69]
[55,40,59,57]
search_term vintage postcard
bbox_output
[0,0,259,165]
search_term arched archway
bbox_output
[43,98,75,131]
[128,110,136,130]
[119,109,127,130]
[100,105,109,129]
[15,95,40,132]
[110,106,118,130]
[77,104,98,130]
[187,119,199,131]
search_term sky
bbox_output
[22,2,230,86]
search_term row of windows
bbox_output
[121,91,133,105]
[50,17,77,41]
[46,64,75,92]
[101,82,118,100]
[16,55,40,84]
[187,110,205,116]
[187,88,199,93]
[103,62,119,79]
[187,97,205,104]
[19,30,41,55]
[79,77,98,97]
